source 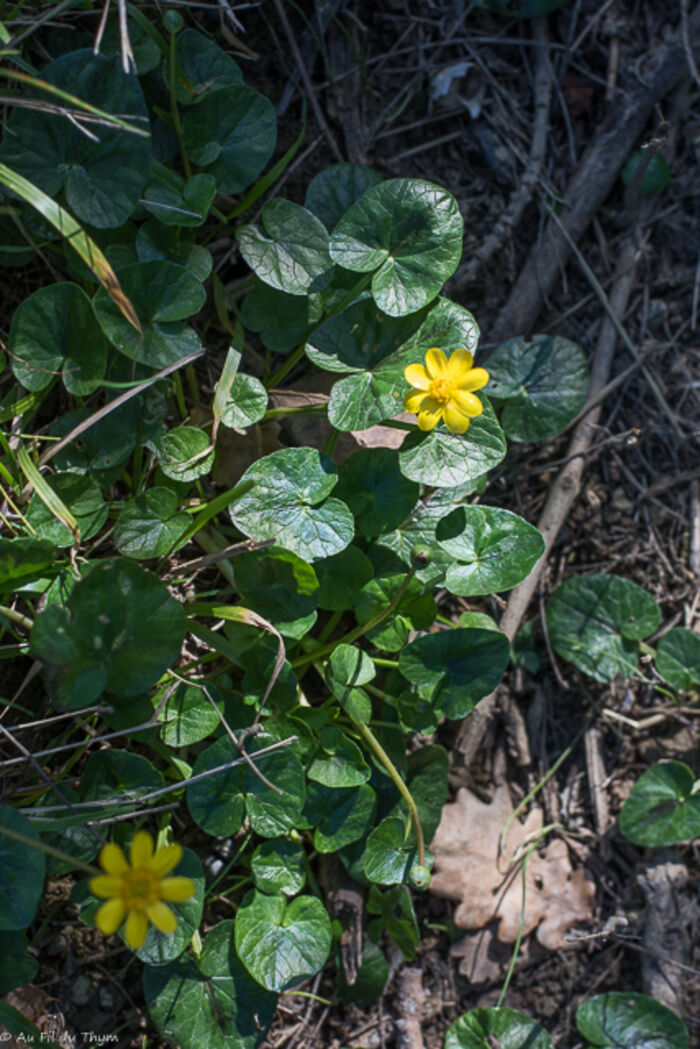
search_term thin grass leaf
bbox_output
[17,445,79,542]
[0,163,141,332]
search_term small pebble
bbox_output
[46,934,66,957]
[205,855,224,877]
[98,985,120,1010]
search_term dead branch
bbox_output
[395,967,425,1049]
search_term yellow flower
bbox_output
[89,830,194,949]
[403,347,489,434]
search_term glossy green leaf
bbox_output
[0,537,56,591]
[546,574,661,683]
[355,570,437,653]
[307,297,479,431]
[336,449,419,536]
[656,628,700,691]
[306,782,376,852]
[157,681,223,746]
[398,398,506,486]
[30,558,186,708]
[305,162,384,230]
[133,849,205,966]
[307,726,371,787]
[399,628,509,719]
[102,16,160,74]
[25,473,106,548]
[315,545,374,611]
[229,447,354,561]
[401,745,449,841]
[94,261,205,367]
[135,220,212,282]
[0,931,38,993]
[182,85,275,194]
[364,817,424,885]
[336,940,389,1006]
[235,891,332,992]
[234,546,318,640]
[0,807,45,930]
[114,488,190,560]
[619,761,700,847]
[367,884,419,960]
[176,29,244,98]
[576,992,689,1049]
[8,283,108,394]
[486,334,589,442]
[0,50,150,228]
[218,373,268,429]
[241,281,322,353]
[152,426,214,483]
[187,737,247,836]
[436,505,544,595]
[236,199,333,295]
[446,1007,553,1049]
[245,736,306,837]
[143,172,217,227]
[144,920,277,1049]
[251,840,306,896]
[80,750,164,801]
[329,178,463,316]
[326,644,376,698]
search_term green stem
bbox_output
[291,566,416,670]
[316,610,343,646]
[0,604,33,631]
[169,27,191,179]
[261,404,328,422]
[351,717,425,867]
[371,656,399,669]
[0,822,100,876]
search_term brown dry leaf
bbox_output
[2,985,72,1048]
[430,785,595,951]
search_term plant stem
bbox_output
[0,605,34,631]
[351,717,425,867]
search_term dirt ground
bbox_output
[2,1,699,1047]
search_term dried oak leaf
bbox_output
[430,784,595,950]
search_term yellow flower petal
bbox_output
[159,876,195,903]
[146,901,177,935]
[149,843,183,878]
[404,389,430,414]
[98,842,128,876]
[455,366,489,392]
[129,830,154,869]
[125,910,149,949]
[442,401,473,434]
[416,400,444,431]
[424,347,448,379]
[95,898,126,936]
[89,875,124,899]
[452,389,484,417]
[446,349,474,378]
[404,363,430,390]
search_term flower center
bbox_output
[122,868,160,910]
[429,376,453,403]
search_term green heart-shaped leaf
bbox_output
[134,849,205,966]
[546,574,661,682]
[446,1007,553,1049]
[0,932,38,993]
[176,29,243,98]
[486,334,589,442]
[619,761,700,847]
[364,817,426,885]
[241,281,322,353]
[0,50,150,228]
[335,449,419,536]
[182,85,276,194]
[399,628,509,718]
[436,505,544,595]
[114,488,190,560]
[143,173,217,228]
[93,261,206,367]
[144,920,277,1049]
[229,447,354,561]
[398,398,506,487]
[218,372,268,429]
[245,736,306,837]
[576,992,688,1049]
[306,782,377,853]
[80,750,164,801]
[157,681,224,747]
[0,807,45,931]
[329,179,463,316]
[251,840,306,896]
[30,558,186,707]
[655,627,700,691]
[305,162,384,230]
[8,283,108,394]
[235,891,332,992]
[152,426,214,483]
[187,737,247,837]
[25,473,107,548]
[236,199,333,295]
